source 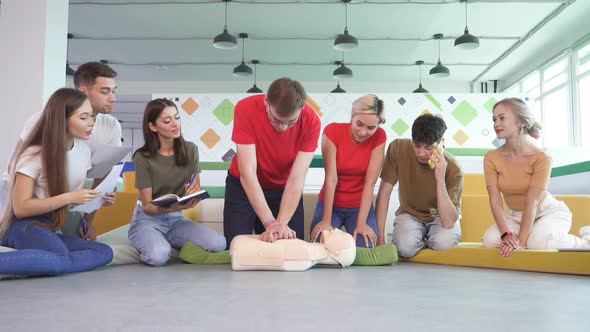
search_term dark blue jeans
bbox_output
[310,200,378,247]
[223,173,304,249]
[0,215,113,276]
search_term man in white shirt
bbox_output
[1,62,122,239]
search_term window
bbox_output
[523,71,540,100]
[503,83,521,96]
[577,42,590,75]
[579,75,590,146]
[542,58,568,92]
[508,37,590,148]
[542,87,570,147]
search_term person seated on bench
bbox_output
[128,98,226,267]
[0,88,113,276]
[310,94,386,248]
[375,114,463,258]
[482,98,590,256]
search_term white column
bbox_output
[0,0,69,167]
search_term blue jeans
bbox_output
[223,173,305,249]
[310,200,378,248]
[128,205,226,267]
[0,215,113,276]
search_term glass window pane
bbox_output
[541,88,569,148]
[580,76,590,146]
[544,72,567,91]
[523,72,539,92]
[543,58,567,82]
[577,42,590,75]
[503,84,520,96]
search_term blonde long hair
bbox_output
[0,88,88,237]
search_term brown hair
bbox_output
[135,98,189,166]
[0,88,88,236]
[352,94,386,124]
[266,78,307,116]
[493,98,542,139]
[73,61,118,89]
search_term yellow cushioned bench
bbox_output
[402,174,590,275]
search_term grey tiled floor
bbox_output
[0,263,588,332]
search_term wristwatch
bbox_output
[500,231,513,240]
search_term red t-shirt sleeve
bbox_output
[372,127,387,148]
[231,99,256,144]
[299,107,321,152]
[323,123,338,145]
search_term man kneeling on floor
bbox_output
[375,114,463,258]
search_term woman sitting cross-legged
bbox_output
[0,88,113,276]
[128,98,226,267]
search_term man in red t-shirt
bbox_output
[224,78,321,248]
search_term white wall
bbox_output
[0,0,68,168]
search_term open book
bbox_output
[150,189,210,207]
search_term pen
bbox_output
[187,173,196,187]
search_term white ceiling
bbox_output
[67,0,590,88]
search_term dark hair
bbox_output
[73,61,118,89]
[411,114,447,145]
[135,98,189,166]
[266,77,307,116]
[0,88,88,236]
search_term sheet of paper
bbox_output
[71,164,123,214]
[87,144,132,178]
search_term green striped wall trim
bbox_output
[445,148,491,156]
[198,155,590,178]
[200,162,230,170]
[550,160,590,177]
[201,186,226,198]
[200,149,490,170]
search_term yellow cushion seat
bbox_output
[401,243,590,276]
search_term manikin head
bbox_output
[321,228,356,267]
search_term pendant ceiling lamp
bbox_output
[233,33,253,77]
[454,0,480,50]
[331,82,346,93]
[213,0,238,49]
[334,0,358,51]
[247,59,263,93]
[333,61,352,79]
[429,33,450,78]
[413,60,429,93]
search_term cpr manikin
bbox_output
[229,228,356,271]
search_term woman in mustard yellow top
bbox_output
[482,98,589,256]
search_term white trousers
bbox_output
[482,194,589,249]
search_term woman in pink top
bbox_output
[482,98,589,256]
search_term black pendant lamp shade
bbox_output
[331,82,346,93]
[454,1,480,50]
[213,0,238,49]
[429,34,450,78]
[247,60,263,93]
[233,33,253,77]
[334,0,358,51]
[413,60,429,93]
